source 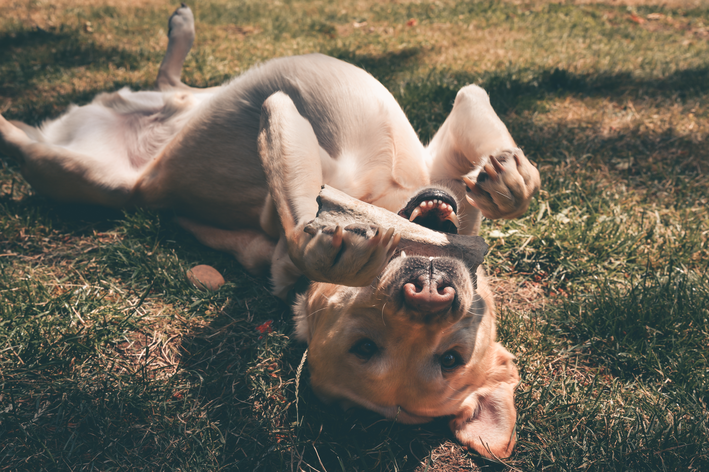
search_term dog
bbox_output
[0,5,539,459]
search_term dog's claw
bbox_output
[391,231,401,249]
[369,225,383,244]
[483,163,499,181]
[513,153,522,167]
[332,225,343,248]
[386,232,401,260]
[490,154,505,174]
[463,176,484,197]
[294,223,400,286]
[462,175,475,191]
[384,227,395,245]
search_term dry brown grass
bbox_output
[574,0,706,7]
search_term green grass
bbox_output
[1,0,708,470]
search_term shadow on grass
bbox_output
[0,26,159,123]
[484,65,709,113]
[0,27,157,82]
[506,269,709,470]
[395,64,709,141]
[0,195,125,264]
[331,47,423,82]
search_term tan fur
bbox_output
[0,5,540,459]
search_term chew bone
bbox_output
[308,185,488,270]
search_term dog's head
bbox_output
[293,187,519,459]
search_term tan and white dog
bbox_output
[0,5,539,459]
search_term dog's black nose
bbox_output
[402,274,455,313]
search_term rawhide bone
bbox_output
[307,185,488,270]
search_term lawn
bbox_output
[1,0,708,470]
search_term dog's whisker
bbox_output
[307,305,329,319]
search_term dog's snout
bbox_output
[402,274,455,313]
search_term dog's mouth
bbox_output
[397,188,459,234]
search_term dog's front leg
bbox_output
[258,92,400,287]
[427,85,540,233]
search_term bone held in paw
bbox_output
[306,185,488,271]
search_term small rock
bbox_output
[187,265,225,291]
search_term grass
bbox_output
[1,0,708,470]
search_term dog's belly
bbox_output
[133,54,429,229]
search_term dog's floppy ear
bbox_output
[258,92,323,236]
[449,342,519,459]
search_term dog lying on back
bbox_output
[0,5,539,458]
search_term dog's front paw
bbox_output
[291,223,400,286]
[463,150,540,220]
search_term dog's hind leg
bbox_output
[156,4,195,91]
[0,114,137,207]
[0,114,35,163]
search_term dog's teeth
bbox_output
[409,207,422,222]
[401,250,407,258]
[445,211,460,227]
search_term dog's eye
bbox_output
[350,338,378,359]
[440,351,463,371]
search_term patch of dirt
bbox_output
[112,324,183,379]
[489,274,548,313]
